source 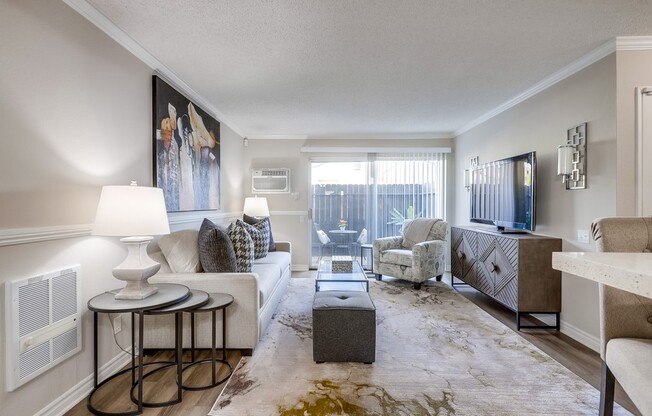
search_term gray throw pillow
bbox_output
[198,219,237,273]
[241,220,270,259]
[243,214,276,252]
[227,220,255,272]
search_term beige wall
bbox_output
[0,1,242,414]
[616,49,652,215]
[243,138,454,269]
[453,55,617,346]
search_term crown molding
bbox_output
[309,133,454,140]
[616,35,652,50]
[62,0,245,138]
[455,38,617,137]
[247,135,309,140]
[300,146,452,153]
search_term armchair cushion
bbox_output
[379,249,413,267]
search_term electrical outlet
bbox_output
[113,315,122,334]
[577,229,590,244]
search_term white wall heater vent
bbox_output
[5,265,82,391]
[251,168,291,193]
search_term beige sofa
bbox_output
[143,229,291,355]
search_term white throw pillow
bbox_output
[159,230,202,273]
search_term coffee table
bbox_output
[316,259,369,292]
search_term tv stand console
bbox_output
[451,226,562,330]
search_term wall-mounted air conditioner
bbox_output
[5,266,82,391]
[251,168,291,193]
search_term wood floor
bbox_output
[65,272,639,415]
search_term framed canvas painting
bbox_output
[153,75,221,212]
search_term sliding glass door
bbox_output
[309,153,447,268]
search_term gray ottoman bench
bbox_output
[312,291,376,363]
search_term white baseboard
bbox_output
[291,264,310,272]
[560,320,600,353]
[35,349,133,416]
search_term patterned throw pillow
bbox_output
[243,214,276,252]
[197,219,237,273]
[227,220,255,272]
[241,220,270,259]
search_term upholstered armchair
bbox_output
[373,218,448,290]
[591,217,652,416]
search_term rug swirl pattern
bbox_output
[211,277,629,415]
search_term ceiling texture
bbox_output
[84,0,652,139]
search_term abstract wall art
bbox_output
[153,75,221,212]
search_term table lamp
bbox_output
[243,197,270,218]
[93,182,170,299]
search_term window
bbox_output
[310,153,447,267]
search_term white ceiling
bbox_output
[83,0,652,139]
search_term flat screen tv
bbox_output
[470,151,536,232]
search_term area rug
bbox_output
[210,277,629,415]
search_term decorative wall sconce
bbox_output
[464,156,479,191]
[557,123,587,190]
[243,137,249,147]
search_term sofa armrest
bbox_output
[374,236,403,251]
[412,240,446,278]
[274,241,292,254]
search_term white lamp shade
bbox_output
[557,145,575,176]
[93,185,170,237]
[243,197,270,217]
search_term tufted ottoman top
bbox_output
[313,291,375,311]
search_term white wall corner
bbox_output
[454,38,617,137]
[61,0,245,138]
[34,349,132,416]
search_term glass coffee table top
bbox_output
[316,259,369,292]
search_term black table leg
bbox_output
[93,312,98,388]
[137,311,144,414]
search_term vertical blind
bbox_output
[310,152,448,264]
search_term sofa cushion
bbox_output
[198,219,237,273]
[159,230,201,273]
[244,214,276,252]
[241,220,270,259]
[227,220,255,272]
[253,263,282,308]
[380,249,413,267]
[255,251,291,276]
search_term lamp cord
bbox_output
[107,313,137,358]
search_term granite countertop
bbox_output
[552,252,652,299]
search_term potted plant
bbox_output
[338,219,348,230]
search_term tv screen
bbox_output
[470,151,536,232]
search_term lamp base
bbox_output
[112,236,160,300]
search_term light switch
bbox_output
[577,229,590,244]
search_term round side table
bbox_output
[128,290,209,408]
[182,292,235,390]
[87,283,190,416]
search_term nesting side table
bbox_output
[130,290,209,408]
[87,283,190,416]
[182,292,235,390]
